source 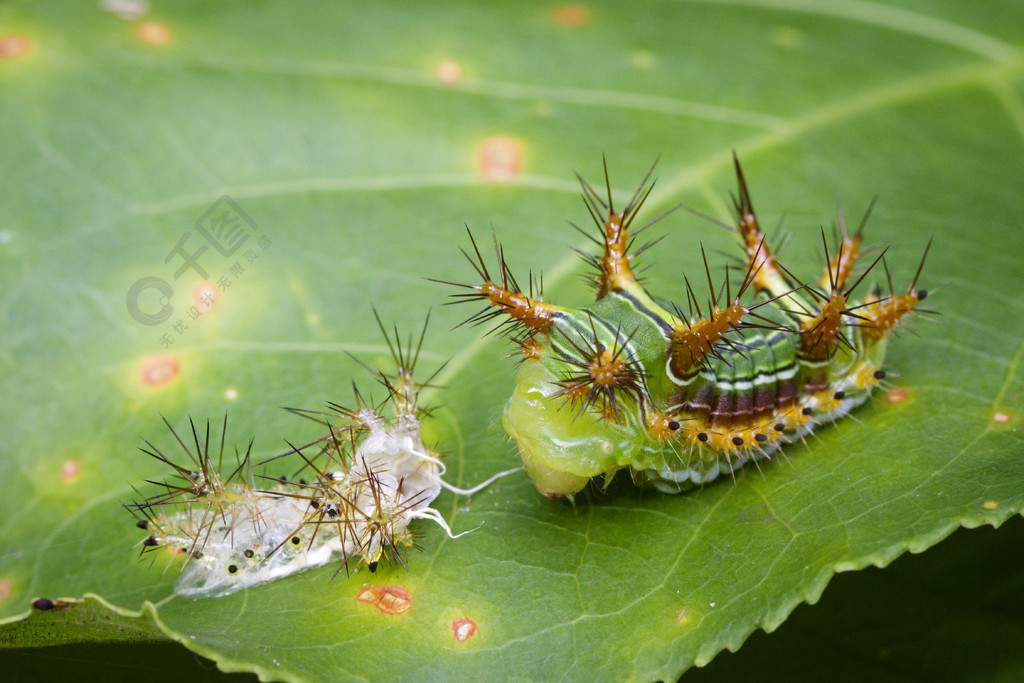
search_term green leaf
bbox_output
[1,1,1022,680]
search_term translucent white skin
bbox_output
[159,411,455,598]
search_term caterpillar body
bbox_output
[444,157,930,499]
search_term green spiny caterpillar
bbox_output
[442,156,931,499]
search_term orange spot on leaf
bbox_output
[357,585,411,615]
[0,580,11,604]
[551,5,591,27]
[993,411,1011,423]
[139,354,180,387]
[981,499,1000,511]
[478,137,523,182]
[0,34,32,59]
[436,59,463,86]
[452,617,477,642]
[61,460,80,483]
[134,21,172,46]
[194,283,218,312]
[886,388,907,404]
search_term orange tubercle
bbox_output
[800,293,848,361]
[596,212,637,297]
[860,290,923,345]
[478,281,557,332]
[669,301,747,374]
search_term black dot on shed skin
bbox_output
[754,433,767,443]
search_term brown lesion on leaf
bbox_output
[886,388,908,404]
[61,460,80,483]
[133,21,173,46]
[477,136,523,182]
[452,617,478,642]
[139,354,181,387]
[0,34,32,60]
[356,584,412,615]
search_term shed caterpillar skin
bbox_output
[442,156,931,499]
[126,316,514,596]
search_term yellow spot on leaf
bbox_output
[194,283,218,313]
[772,26,802,49]
[134,21,172,46]
[435,60,463,86]
[886,388,907,404]
[477,136,523,182]
[61,460,80,483]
